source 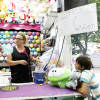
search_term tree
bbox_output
[71,0,100,55]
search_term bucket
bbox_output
[33,71,46,84]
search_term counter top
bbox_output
[0,83,80,100]
[0,72,11,75]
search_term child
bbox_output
[75,56,100,100]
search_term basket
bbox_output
[33,71,46,84]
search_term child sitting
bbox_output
[75,56,100,100]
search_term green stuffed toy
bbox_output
[48,67,72,88]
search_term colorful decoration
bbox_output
[0,31,5,35]
[10,31,14,35]
[28,40,32,44]
[30,35,34,40]
[27,31,32,36]
[36,48,40,52]
[32,48,36,52]
[5,31,10,35]
[14,31,18,35]
[34,51,38,56]
[34,35,38,40]
[32,32,36,36]
[1,44,13,55]
[0,35,3,39]
[36,39,40,44]
[32,40,36,44]
[0,30,41,63]
[36,32,40,36]
[3,35,7,39]
[34,43,38,48]
[30,44,34,48]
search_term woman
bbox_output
[7,31,41,83]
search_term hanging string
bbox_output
[43,27,58,71]
[56,36,65,67]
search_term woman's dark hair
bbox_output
[76,56,92,70]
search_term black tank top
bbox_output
[10,46,32,83]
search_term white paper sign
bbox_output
[58,3,98,36]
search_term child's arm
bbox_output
[77,82,88,95]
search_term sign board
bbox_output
[58,3,98,36]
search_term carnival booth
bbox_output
[0,0,98,100]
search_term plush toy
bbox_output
[48,67,72,88]
[66,70,81,90]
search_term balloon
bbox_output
[0,31,5,35]
[7,35,11,39]
[32,32,36,36]
[1,44,6,49]
[31,48,36,52]
[32,40,36,44]
[14,31,18,35]
[31,52,34,56]
[23,32,27,35]
[10,31,14,35]
[5,31,10,35]
[27,31,32,36]
[0,39,5,44]
[12,35,16,39]
[36,39,40,44]
[36,48,40,52]
[34,51,38,56]
[36,32,40,36]
[29,35,34,39]
[26,35,29,39]
[12,43,16,47]
[28,40,32,44]
[3,35,7,39]
[10,39,14,44]
[0,56,4,63]
[30,44,34,48]
[5,39,10,43]
[0,35,3,39]
[34,35,38,40]
[34,43,38,48]
[3,53,7,57]
[1,44,13,54]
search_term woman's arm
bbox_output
[77,82,88,95]
[7,54,28,66]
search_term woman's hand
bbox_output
[35,59,43,63]
[20,60,28,65]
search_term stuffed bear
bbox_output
[66,70,81,90]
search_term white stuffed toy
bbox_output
[66,70,81,90]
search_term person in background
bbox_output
[75,56,100,100]
[7,31,42,83]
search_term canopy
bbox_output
[0,23,40,32]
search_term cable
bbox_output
[56,36,65,67]
[43,28,58,71]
